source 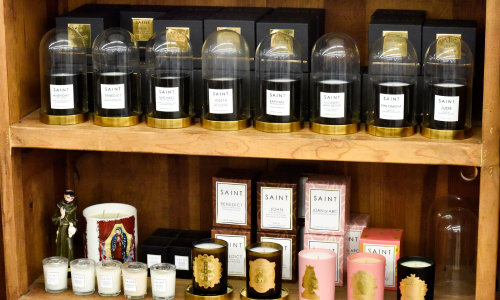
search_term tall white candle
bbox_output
[43,256,68,293]
[150,263,176,300]
[70,258,95,295]
[123,262,148,299]
[96,260,122,297]
[400,261,432,268]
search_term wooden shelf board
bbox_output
[11,110,482,166]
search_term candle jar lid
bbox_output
[123,261,148,272]
[246,241,283,252]
[193,238,228,248]
[97,259,122,269]
[43,256,69,266]
[150,263,176,272]
[70,258,96,269]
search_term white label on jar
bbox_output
[175,255,189,271]
[266,90,290,116]
[46,272,59,285]
[320,92,344,118]
[209,88,233,114]
[101,84,125,109]
[346,229,363,255]
[147,254,162,268]
[124,278,137,292]
[363,244,397,287]
[260,187,293,230]
[216,182,247,225]
[156,86,179,112]
[72,274,85,288]
[100,275,113,289]
[309,189,341,232]
[379,93,404,120]
[261,237,293,280]
[215,234,247,276]
[50,84,74,109]
[308,240,340,283]
[434,95,459,122]
[153,278,167,292]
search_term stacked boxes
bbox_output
[344,214,370,270]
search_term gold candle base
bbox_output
[93,115,140,127]
[40,112,88,125]
[310,121,360,135]
[146,115,194,129]
[240,287,289,300]
[201,118,251,131]
[421,126,473,140]
[365,124,416,138]
[253,118,303,133]
[185,284,234,300]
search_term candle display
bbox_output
[151,263,176,300]
[373,82,415,128]
[397,256,435,300]
[299,249,336,300]
[123,261,148,299]
[260,78,302,123]
[70,258,95,295]
[43,256,68,293]
[245,242,283,299]
[96,260,122,297]
[203,77,243,121]
[347,253,385,300]
[192,238,228,295]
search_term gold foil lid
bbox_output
[270,30,294,55]
[166,28,189,52]
[383,31,408,39]
[436,33,462,39]
[132,18,154,42]
[166,27,190,39]
[382,34,407,58]
[68,24,91,47]
[249,259,276,293]
[217,29,240,49]
[217,27,241,34]
[436,36,461,59]
[193,254,222,289]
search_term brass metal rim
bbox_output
[365,124,416,138]
[185,284,234,300]
[146,115,194,129]
[39,112,88,125]
[93,115,140,127]
[240,287,289,300]
[201,118,251,131]
[421,126,473,140]
[310,121,360,135]
[253,119,304,133]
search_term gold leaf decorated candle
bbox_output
[347,253,385,300]
[246,242,283,299]
[397,256,435,300]
[192,238,228,295]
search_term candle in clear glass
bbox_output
[123,262,148,299]
[192,238,228,295]
[96,260,122,297]
[397,256,435,300]
[246,242,283,299]
[299,249,336,300]
[43,256,68,293]
[150,263,176,300]
[70,258,95,295]
[347,253,386,300]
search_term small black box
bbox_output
[70,4,131,13]
[150,228,183,238]
[422,19,477,60]
[139,236,175,268]
[221,7,274,15]
[172,6,224,14]
[371,9,425,21]
[167,238,196,279]
[272,7,325,42]
[177,229,211,240]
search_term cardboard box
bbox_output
[344,214,370,271]
[172,6,224,15]
[150,228,183,238]
[304,233,344,286]
[221,7,274,15]
[177,229,211,240]
[422,19,477,60]
[211,227,252,279]
[257,231,298,283]
[140,236,175,268]
[167,238,196,279]
[371,9,426,20]
[272,7,325,42]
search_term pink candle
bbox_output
[299,248,336,300]
[347,253,385,300]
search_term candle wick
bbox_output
[116,213,119,218]
[103,210,105,217]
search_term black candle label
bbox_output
[301,265,319,300]
[380,93,404,120]
[209,88,233,114]
[193,254,222,288]
[155,86,179,112]
[400,274,427,300]
[320,91,344,118]
[434,94,459,122]
[249,258,276,293]
[351,270,377,299]
[101,83,125,109]
[50,84,74,109]
[266,89,290,116]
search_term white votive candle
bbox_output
[96,260,122,297]
[300,252,335,259]
[249,246,279,253]
[43,256,68,293]
[151,263,176,300]
[351,257,382,263]
[400,260,432,268]
[123,262,148,299]
[70,258,95,295]
[194,243,224,249]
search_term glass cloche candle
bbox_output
[422,36,473,139]
[92,28,141,127]
[310,33,361,134]
[367,34,419,137]
[201,30,251,130]
[39,28,88,125]
[255,32,303,133]
[145,29,194,128]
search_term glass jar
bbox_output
[254,32,303,132]
[92,28,141,127]
[70,258,95,295]
[367,34,419,137]
[96,260,122,297]
[310,33,361,134]
[201,30,251,130]
[43,256,68,293]
[39,28,88,125]
[422,36,474,139]
[145,29,194,128]
[122,261,148,299]
[150,263,176,300]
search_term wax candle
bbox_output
[397,256,435,300]
[150,263,176,300]
[123,262,148,299]
[70,258,95,295]
[373,82,415,128]
[43,256,68,293]
[192,238,228,295]
[246,242,283,299]
[299,249,336,300]
[96,260,122,297]
[347,253,385,300]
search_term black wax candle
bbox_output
[203,77,243,121]
[192,238,228,295]
[260,78,301,123]
[45,72,87,116]
[397,256,435,300]
[150,73,191,119]
[95,71,139,117]
[246,242,283,299]
[426,82,468,130]
[312,79,354,125]
[373,82,415,128]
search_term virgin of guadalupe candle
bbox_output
[192,238,229,295]
[246,242,283,299]
[70,258,95,295]
[96,260,122,297]
[299,249,336,300]
[397,256,435,300]
[347,253,385,300]
[122,261,148,299]
[43,256,68,293]
[151,263,176,300]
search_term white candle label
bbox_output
[209,88,233,114]
[261,237,293,280]
[434,95,459,122]
[175,255,189,271]
[124,278,137,292]
[46,272,59,285]
[363,244,397,287]
[100,275,113,289]
[72,274,85,288]
[215,234,247,276]
[101,84,125,109]
[309,189,341,232]
[147,254,162,268]
[308,240,340,283]
[50,84,74,109]
[266,90,290,116]
[379,93,404,120]
[153,278,167,292]
[260,187,293,230]
[320,92,345,118]
[346,229,363,255]
[216,182,247,225]
[155,86,179,112]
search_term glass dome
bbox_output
[145,29,194,129]
[422,36,474,139]
[39,28,88,125]
[310,33,360,135]
[92,28,141,127]
[201,30,251,130]
[254,32,303,133]
[367,34,418,137]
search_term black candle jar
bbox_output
[245,242,283,299]
[192,238,228,296]
[397,256,435,300]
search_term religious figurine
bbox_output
[52,190,78,262]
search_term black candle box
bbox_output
[70,4,131,13]
[272,7,325,43]
[139,236,175,276]
[173,6,224,15]
[150,228,183,238]
[167,238,196,279]
[177,229,211,240]
[371,9,426,20]
[422,19,477,60]
[221,7,274,15]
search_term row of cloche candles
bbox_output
[40,26,473,139]
[44,238,435,300]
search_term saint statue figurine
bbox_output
[52,190,78,262]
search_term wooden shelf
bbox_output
[10,110,482,166]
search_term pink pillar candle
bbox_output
[299,248,336,300]
[347,253,385,300]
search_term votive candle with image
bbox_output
[397,256,435,300]
[245,242,283,299]
[299,249,336,300]
[192,238,229,295]
[347,253,385,300]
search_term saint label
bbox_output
[100,275,113,288]
[363,244,397,287]
[72,274,85,288]
[351,270,377,300]
[260,187,293,230]
[261,237,293,280]
[434,95,459,122]
[214,234,246,276]
[124,278,137,292]
[216,182,247,225]
[320,92,345,118]
[249,258,276,293]
[154,278,167,292]
[209,88,233,114]
[379,93,404,120]
[400,274,427,300]
[46,272,59,285]
[156,86,179,112]
[309,189,341,232]
[301,265,320,300]
[193,254,222,288]
[266,90,290,116]
[308,240,340,283]
[50,84,74,109]
[132,18,154,42]
[101,84,125,109]
[147,254,162,268]
[175,255,189,271]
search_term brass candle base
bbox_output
[253,118,303,133]
[310,121,360,135]
[185,284,234,300]
[40,112,88,125]
[421,126,473,140]
[93,114,140,127]
[365,124,416,138]
[146,114,194,129]
[240,287,289,300]
[201,118,251,131]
